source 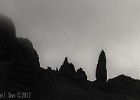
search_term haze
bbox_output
[0,0,140,80]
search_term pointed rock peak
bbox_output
[63,57,69,65]
[101,50,105,54]
[99,50,106,59]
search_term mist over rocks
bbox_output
[0,15,42,100]
[0,15,16,61]
[0,15,139,100]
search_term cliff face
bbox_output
[0,15,42,100]
[0,15,40,68]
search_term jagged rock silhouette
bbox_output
[0,15,139,100]
[59,57,76,79]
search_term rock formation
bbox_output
[0,15,46,99]
[96,50,107,82]
[107,74,140,99]
[0,15,17,61]
[76,68,87,81]
[0,14,139,100]
[59,57,76,78]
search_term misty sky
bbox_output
[0,0,140,80]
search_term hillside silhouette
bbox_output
[0,15,139,100]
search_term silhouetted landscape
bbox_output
[0,15,140,100]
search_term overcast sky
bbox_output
[0,0,140,80]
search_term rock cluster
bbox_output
[59,57,87,81]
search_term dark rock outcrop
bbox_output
[59,57,76,78]
[0,15,46,100]
[16,38,40,68]
[76,68,87,81]
[0,15,17,61]
[96,50,107,82]
[107,74,140,99]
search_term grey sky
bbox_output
[0,0,140,80]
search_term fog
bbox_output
[0,0,140,80]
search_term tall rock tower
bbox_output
[96,50,107,82]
